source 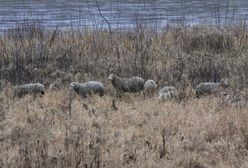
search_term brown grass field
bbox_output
[0,24,248,167]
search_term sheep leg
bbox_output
[115,90,122,98]
[80,94,88,99]
[99,90,104,97]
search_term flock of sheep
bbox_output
[15,73,233,102]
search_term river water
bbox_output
[0,0,248,32]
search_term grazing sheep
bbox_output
[196,78,229,98]
[16,83,45,98]
[219,90,248,108]
[159,90,177,101]
[158,86,177,101]
[159,86,176,94]
[70,81,105,97]
[144,80,157,97]
[108,74,145,96]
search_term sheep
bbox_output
[195,78,229,98]
[159,90,177,101]
[70,81,105,97]
[219,90,248,108]
[144,80,157,97]
[159,86,176,94]
[15,83,45,98]
[158,86,177,101]
[108,73,144,96]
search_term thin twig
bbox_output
[95,0,112,42]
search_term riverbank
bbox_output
[1,24,248,90]
[1,24,248,167]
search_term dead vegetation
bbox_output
[1,90,248,168]
[0,24,248,90]
[1,24,248,167]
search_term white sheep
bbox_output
[70,81,105,97]
[159,86,176,94]
[108,73,145,96]
[196,78,229,98]
[159,90,177,101]
[15,83,45,98]
[158,86,177,101]
[144,80,157,97]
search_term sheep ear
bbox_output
[70,83,75,87]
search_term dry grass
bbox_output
[0,24,248,90]
[1,89,248,168]
[1,24,248,167]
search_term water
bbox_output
[0,0,248,32]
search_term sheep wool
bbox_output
[159,90,176,101]
[159,86,176,95]
[70,81,105,97]
[158,86,177,101]
[196,78,229,97]
[144,80,157,96]
[108,74,145,95]
[16,83,45,98]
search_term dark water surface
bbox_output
[0,0,248,31]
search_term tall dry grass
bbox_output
[0,24,248,90]
[1,89,248,168]
[1,24,248,167]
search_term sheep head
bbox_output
[70,82,79,90]
[108,74,115,81]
